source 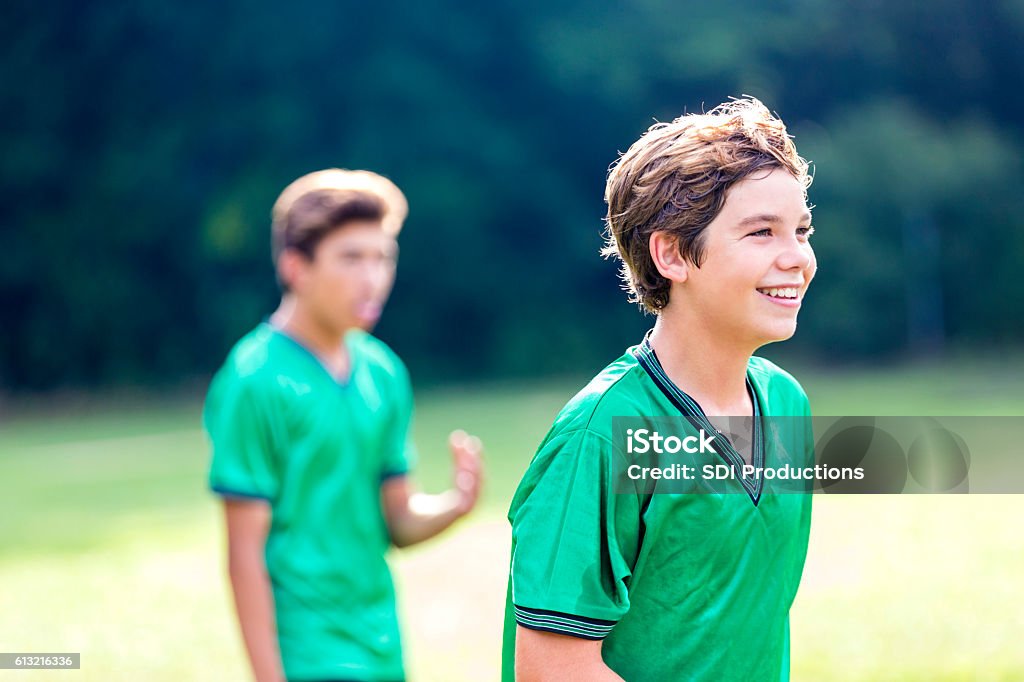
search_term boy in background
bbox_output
[205,169,483,682]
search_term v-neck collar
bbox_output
[266,322,357,388]
[631,332,766,506]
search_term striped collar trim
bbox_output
[631,333,766,505]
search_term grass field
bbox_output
[1,359,1022,681]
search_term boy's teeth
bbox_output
[760,287,797,299]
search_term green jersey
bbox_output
[502,336,812,681]
[204,323,416,682]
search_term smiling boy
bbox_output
[502,99,816,681]
[204,169,483,682]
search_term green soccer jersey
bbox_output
[204,323,417,682]
[502,335,813,681]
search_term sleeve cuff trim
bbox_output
[514,605,616,640]
[210,484,273,501]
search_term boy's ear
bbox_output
[649,231,689,283]
[277,248,308,293]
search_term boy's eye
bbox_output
[338,251,398,266]
[747,226,815,239]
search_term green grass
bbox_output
[0,361,1021,680]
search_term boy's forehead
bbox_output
[720,170,808,218]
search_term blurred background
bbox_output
[1,1,1022,680]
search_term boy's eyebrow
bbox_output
[736,212,813,226]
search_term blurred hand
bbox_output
[448,429,483,516]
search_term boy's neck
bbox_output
[270,296,351,376]
[648,309,754,417]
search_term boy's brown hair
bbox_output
[602,98,811,312]
[271,169,408,265]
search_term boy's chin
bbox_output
[350,317,378,333]
[756,324,798,346]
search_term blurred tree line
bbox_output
[2,0,1022,390]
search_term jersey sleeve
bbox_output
[203,370,281,501]
[509,428,641,639]
[380,358,418,480]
